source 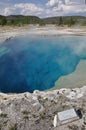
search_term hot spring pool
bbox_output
[0,35,86,93]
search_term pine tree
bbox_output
[58,17,63,25]
[0,18,7,25]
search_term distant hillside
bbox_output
[0,15,5,19]
[0,15,41,25]
[42,16,86,26]
[6,15,41,25]
[0,15,86,26]
[6,15,40,21]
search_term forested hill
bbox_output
[0,15,41,25]
[0,15,86,26]
[42,16,86,25]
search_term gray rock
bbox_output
[0,86,86,130]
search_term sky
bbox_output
[0,0,86,17]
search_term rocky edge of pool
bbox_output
[0,86,86,130]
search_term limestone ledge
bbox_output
[0,86,86,130]
[0,86,86,101]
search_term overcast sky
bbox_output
[0,0,86,17]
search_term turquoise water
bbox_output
[0,36,86,93]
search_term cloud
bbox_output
[46,0,59,7]
[45,0,86,17]
[65,0,85,5]
[2,7,15,15]
[0,0,86,17]
[0,3,43,16]
[46,0,85,6]
[15,3,43,15]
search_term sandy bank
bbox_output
[53,60,86,90]
[0,25,86,43]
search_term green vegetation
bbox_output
[53,110,58,115]
[22,110,30,115]
[40,112,46,119]
[0,113,8,118]
[0,17,7,25]
[9,124,17,130]
[22,110,30,120]
[58,17,63,25]
[23,116,29,120]
[0,15,86,26]
[0,15,41,26]
[43,16,86,26]
[68,124,79,130]
[64,16,77,27]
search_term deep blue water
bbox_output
[0,35,86,93]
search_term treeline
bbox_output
[43,16,86,26]
[0,15,86,26]
[0,15,42,26]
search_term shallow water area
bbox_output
[0,35,86,93]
